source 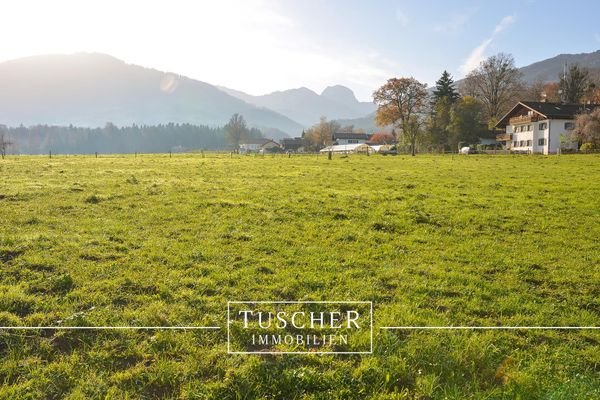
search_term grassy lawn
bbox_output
[0,153,598,399]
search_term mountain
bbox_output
[0,53,303,138]
[334,113,381,133]
[218,85,375,127]
[518,50,600,83]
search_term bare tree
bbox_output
[304,116,339,150]
[224,113,249,151]
[522,78,546,102]
[373,77,428,156]
[462,53,523,128]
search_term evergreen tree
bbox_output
[432,70,460,105]
[560,64,590,104]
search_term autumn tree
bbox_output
[522,79,546,102]
[572,108,600,149]
[224,113,249,151]
[583,84,600,104]
[304,116,339,150]
[462,53,523,128]
[373,77,428,156]
[542,82,561,102]
[560,64,590,103]
[370,132,395,144]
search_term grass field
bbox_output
[0,153,599,399]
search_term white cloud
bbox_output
[493,15,515,35]
[395,9,409,27]
[459,15,516,74]
[460,38,494,75]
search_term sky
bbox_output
[1,0,600,101]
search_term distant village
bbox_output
[241,100,600,156]
[239,132,394,155]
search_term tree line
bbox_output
[0,122,263,155]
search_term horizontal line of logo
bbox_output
[1,326,598,330]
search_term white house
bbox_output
[331,132,370,145]
[495,101,600,154]
[239,138,281,153]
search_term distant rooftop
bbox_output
[331,132,370,140]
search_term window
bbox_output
[347,139,358,144]
[519,140,525,147]
[527,140,532,147]
[527,125,532,131]
[564,122,575,130]
[513,141,517,147]
[538,138,546,146]
[538,122,547,130]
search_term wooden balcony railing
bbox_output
[496,133,512,141]
[509,115,540,125]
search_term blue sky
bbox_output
[2,0,600,100]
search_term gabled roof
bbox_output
[331,132,370,140]
[496,101,600,128]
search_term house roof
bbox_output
[496,101,600,128]
[331,132,370,140]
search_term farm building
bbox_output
[320,143,373,154]
[239,138,281,153]
[495,101,600,154]
[331,132,371,145]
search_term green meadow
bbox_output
[0,153,598,399]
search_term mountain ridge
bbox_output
[0,52,304,138]
[518,50,600,82]
[2,50,600,138]
[217,84,375,127]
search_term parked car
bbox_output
[460,146,477,154]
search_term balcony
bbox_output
[509,115,540,125]
[496,133,512,142]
